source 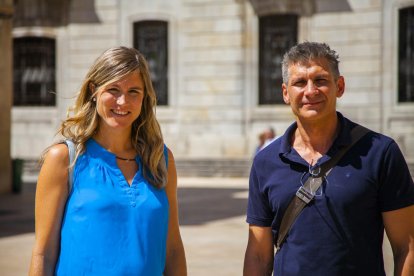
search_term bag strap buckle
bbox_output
[296,185,314,204]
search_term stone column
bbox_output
[0,0,13,193]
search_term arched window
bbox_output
[133,20,168,106]
[259,14,298,105]
[398,6,414,103]
[13,36,56,106]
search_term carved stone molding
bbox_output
[248,0,351,16]
[13,0,99,27]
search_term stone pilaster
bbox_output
[0,0,13,193]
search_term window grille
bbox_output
[398,6,414,103]
[259,14,298,105]
[133,21,168,106]
[13,37,56,106]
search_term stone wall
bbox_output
[10,0,414,176]
[381,0,414,166]
[311,0,382,128]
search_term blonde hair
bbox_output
[58,46,167,188]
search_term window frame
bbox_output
[380,0,414,164]
[398,6,414,103]
[119,10,177,124]
[381,0,414,123]
[258,14,298,105]
[13,35,57,107]
[133,20,169,106]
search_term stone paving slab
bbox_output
[0,233,33,276]
[181,216,247,276]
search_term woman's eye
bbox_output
[129,90,142,95]
[107,88,119,94]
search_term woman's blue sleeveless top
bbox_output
[55,139,169,275]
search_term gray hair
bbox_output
[281,42,340,84]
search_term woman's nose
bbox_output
[116,94,126,105]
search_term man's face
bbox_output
[282,58,345,123]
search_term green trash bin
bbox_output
[12,158,24,194]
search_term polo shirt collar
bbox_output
[278,112,353,164]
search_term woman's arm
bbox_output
[29,144,70,276]
[164,148,187,276]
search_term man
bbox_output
[244,42,414,275]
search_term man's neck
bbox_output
[292,114,340,165]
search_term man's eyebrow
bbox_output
[290,76,305,82]
[314,73,330,78]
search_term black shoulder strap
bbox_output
[275,125,370,253]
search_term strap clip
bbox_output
[296,186,314,204]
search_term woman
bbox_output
[29,47,187,275]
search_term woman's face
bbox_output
[95,70,145,133]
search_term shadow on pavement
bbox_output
[0,182,248,237]
[178,187,248,226]
[0,182,36,238]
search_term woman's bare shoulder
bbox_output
[37,143,71,195]
[43,143,70,166]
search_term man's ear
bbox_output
[336,76,345,98]
[282,83,290,104]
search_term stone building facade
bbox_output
[11,0,414,176]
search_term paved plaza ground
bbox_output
[0,176,394,275]
[0,176,249,275]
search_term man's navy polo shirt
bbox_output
[246,112,414,275]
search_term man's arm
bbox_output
[383,205,414,276]
[243,225,274,276]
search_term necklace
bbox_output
[115,156,135,162]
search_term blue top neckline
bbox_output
[86,138,140,169]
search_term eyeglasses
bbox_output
[298,165,327,198]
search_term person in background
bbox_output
[244,41,414,275]
[29,46,187,276]
[255,127,277,155]
[255,132,267,155]
[261,127,277,150]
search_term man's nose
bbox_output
[305,80,318,95]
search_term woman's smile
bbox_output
[112,109,130,116]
